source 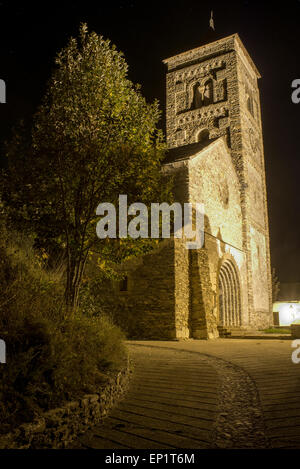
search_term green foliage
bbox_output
[2,23,172,311]
[261,328,290,334]
[0,228,126,434]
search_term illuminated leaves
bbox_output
[2,23,172,310]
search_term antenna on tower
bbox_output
[209,10,215,31]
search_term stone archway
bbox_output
[218,259,241,327]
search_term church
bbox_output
[106,34,272,340]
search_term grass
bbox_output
[261,327,291,334]
[0,229,127,434]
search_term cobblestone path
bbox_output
[71,341,273,449]
[130,339,300,449]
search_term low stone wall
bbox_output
[0,360,132,449]
[291,324,300,339]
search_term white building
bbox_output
[273,283,300,326]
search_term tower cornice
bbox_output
[163,33,261,79]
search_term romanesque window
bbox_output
[192,79,213,109]
[192,82,202,109]
[203,80,213,105]
[256,245,261,272]
[119,276,128,292]
[247,94,254,117]
[218,177,229,209]
[196,128,210,143]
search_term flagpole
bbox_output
[210,10,215,31]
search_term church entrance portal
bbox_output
[218,260,241,327]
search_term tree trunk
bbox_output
[64,254,88,316]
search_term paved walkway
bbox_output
[71,339,300,449]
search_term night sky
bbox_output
[0,0,299,283]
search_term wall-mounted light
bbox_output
[278,302,300,326]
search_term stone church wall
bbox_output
[237,52,272,326]
[164,34,272,331]
[105,239,178,339]
[187,139,249,331]
[97,34,273,340]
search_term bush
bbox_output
[0,231,126,434]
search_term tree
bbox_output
[272,268,280,302]
[2,24,172,315]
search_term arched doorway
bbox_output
[218,260,241,327]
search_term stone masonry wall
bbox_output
[0,362,131,449]
[95,34,272,341]
[163,34,272,330]
[109,239,178,340]
[237,52,272,325]
[187,138,248,331]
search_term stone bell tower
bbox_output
[163,34,272,328]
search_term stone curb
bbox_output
[0,359,133,449]
[291,324,300,339]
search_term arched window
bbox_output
[256,245,261,272]
[196,129,210,143]
[119,276,128,292]
[202,79,213,105]
[191,79,213,109]
[192,82,203,109]
[247,95,254,117]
